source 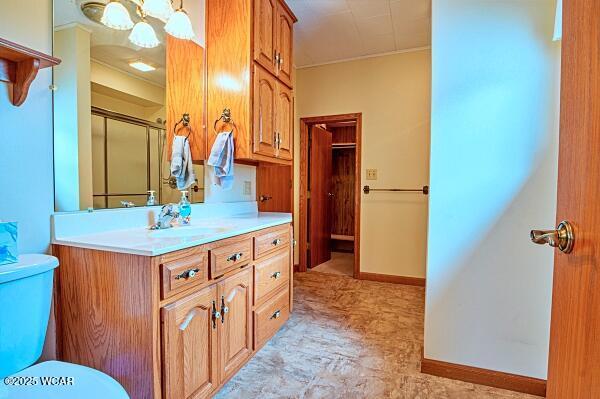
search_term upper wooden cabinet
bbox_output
[207,0,297,165]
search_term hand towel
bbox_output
[170,136,196,190]
[207,130,235,190]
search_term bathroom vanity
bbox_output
[51,205,292,399]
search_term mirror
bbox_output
[52,0,205,212]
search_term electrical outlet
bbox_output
[366,169,378,180]
[244,181,252,195]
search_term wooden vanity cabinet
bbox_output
[53,223,293,399]
[207,0,297,165]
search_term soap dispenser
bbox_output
[147,190,156,206]
[179,191,191,225]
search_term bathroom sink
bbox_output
[149,226,227,238]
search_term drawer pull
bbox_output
[271,271,282,279]
[174,268,200,280]
[227,252,243,262]
[270,310,281,320]
[272,238,282,246]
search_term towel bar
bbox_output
[363,185,429,195]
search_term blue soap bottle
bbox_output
[179,191,191,225]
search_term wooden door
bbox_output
[546,1,600,397]
[253,65,277,158]
[276,82,293,160]
[253,0,277,75]
[275,3,294,88]
[217,267,253,382]
[257,163,292,212]
[309,125,332,267]
[162,285,218,399]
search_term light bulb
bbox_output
[164,9,195,40]
[100,1,134,30]
[129,20,160,48]
[142,0,174,23]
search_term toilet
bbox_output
[0,254,129,399]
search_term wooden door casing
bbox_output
[276,81,293,160]
[217,267,253,382]
[546,0,600,397]
[253,65,278,157]
[309,125,333,268]
[275,3,294,87]
[253,0,277,75]
[162,285,218,399]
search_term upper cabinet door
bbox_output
[253,65,278,158]
[276,3,294,88]
[162,285,218,399]
[253,0,278,75]
[217,267,253,382]
[276,82,293,160]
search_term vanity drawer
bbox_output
[210,238,253,278]
[254,286,289,349]
[254,226,290,259]
[254,248,290,305]
[161,252,208,299]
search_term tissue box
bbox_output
[0,222,18,265]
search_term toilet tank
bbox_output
[0,254,59,378]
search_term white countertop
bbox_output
[52,212,292,256]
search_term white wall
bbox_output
[425,0,561,379]
[0,0,54,254]
[295,50,431,277]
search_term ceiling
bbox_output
[286,0,431,68]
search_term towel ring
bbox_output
[213,108,236,134]
[174,113,193,140]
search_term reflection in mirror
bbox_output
[53,0,204,212]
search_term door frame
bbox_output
[298,113,362,278]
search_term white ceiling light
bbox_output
[129,19,160,48]
[164,5,195,40]
[142,0,174,23]
[100,0,134,30]
[129,60,156,72]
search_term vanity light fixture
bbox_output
[129,60,156,71]
[100,0,134,30]
[141,0,174,22]
[129,15,160,48]
[164,0,195,40]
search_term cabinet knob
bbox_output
[272,238,282,246]
[270,310,281,320]
[271,271,281,279]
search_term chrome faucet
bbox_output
[150,204,180,230]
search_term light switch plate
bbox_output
[366,169,378,180]
[244,181,252,195]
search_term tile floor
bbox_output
[215,272,539,399]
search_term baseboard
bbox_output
[293,264,299,272]
[359,272,425,287]
[420,357,546,397]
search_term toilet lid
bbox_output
[0,361,129,399]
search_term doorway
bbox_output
[299,113,362,278]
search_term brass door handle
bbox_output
[530,220,574,254]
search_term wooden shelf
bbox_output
[0,37,61,106]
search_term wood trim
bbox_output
[421,357,546,397]
[359,272,425,287]
[299,113,362,276]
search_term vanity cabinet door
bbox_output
[253,0,277,75]
[217,267,253,382]
[253,65,278,158]
[275,2,294,88]
[275,81,293,160]
[162,285,218,399]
